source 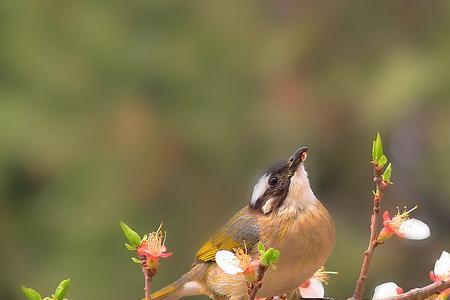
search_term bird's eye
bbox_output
[268,176,278,186]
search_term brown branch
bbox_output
[144,269,152,300]
[141,264,156,300]
[384,279,450,300]
[350,164,388,300]
[248,264,268,300]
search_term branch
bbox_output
[141,262,156,300]
[350,164,388,300]
[143,267,152,300]
[384,279,450,300]
[248,264,268,300]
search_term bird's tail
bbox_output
[151,264,208,300]
[151,284,179,300]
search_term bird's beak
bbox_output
[288,147,308,173]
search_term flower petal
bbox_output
[383,211,391,222]
[160,252,173,258]
[434,251,450,278]
[372,282,401,300]
[397,219,430,240]
[215,250,244,275]
[430,271,437,282]
[299,279,324,298]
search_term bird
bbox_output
[152,147,335,300]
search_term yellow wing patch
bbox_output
[195,232,241,262]
[195,208,260,263]
[151,283,177,300]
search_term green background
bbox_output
[1,1,449,299]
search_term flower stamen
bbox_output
[312,266,339,285]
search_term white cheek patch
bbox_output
[262,197,276,214]
[251,174,269,206]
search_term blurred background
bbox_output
[1,1,450,299]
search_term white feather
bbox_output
[279,164,317,213]
[182,281,203,296]
[251,174,269,205]
[262,197,276,214]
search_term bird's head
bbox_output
[249,147,316,214]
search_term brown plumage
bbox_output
[152,148,335,300]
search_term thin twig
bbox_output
[142,263,156,300]
[248,264,268,300]
[350,164,388,300]
[384,279,450,300]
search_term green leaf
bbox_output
[382,163,392,182]
[271,249,280,264]
[260,248,280,267]
[125,243,136,251]
[257,242,265,254]
[120,221,141,247]
[374,132,384,162]
[53,279,70,300]
[260,252,269,266]
[22,287,42,300]
[378,155,387,167]
[131,257,142,264]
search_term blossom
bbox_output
[298,267,337,298]
[216,250,244,274]
[429,251,450,300]
[372,282,404,300]
[299,279,324,298]
[215,246,259,283]
[137,224,172,270]
[377,206,430,242]
[430,251,450,282]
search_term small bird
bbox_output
[152,147,335,300]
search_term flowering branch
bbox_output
[351,133,392,300]
[383,279,450,300]
[355,133,440,300]
[351,161,384,298]
[215,242,280,300]
[248,264,269,300]
[120,221,172,300]
[248,243,281,300]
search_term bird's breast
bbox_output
[257,201,335,297]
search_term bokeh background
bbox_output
[1,1,450,299]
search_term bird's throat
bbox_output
[278,164,317,214]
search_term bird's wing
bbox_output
[195,208,260,263]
